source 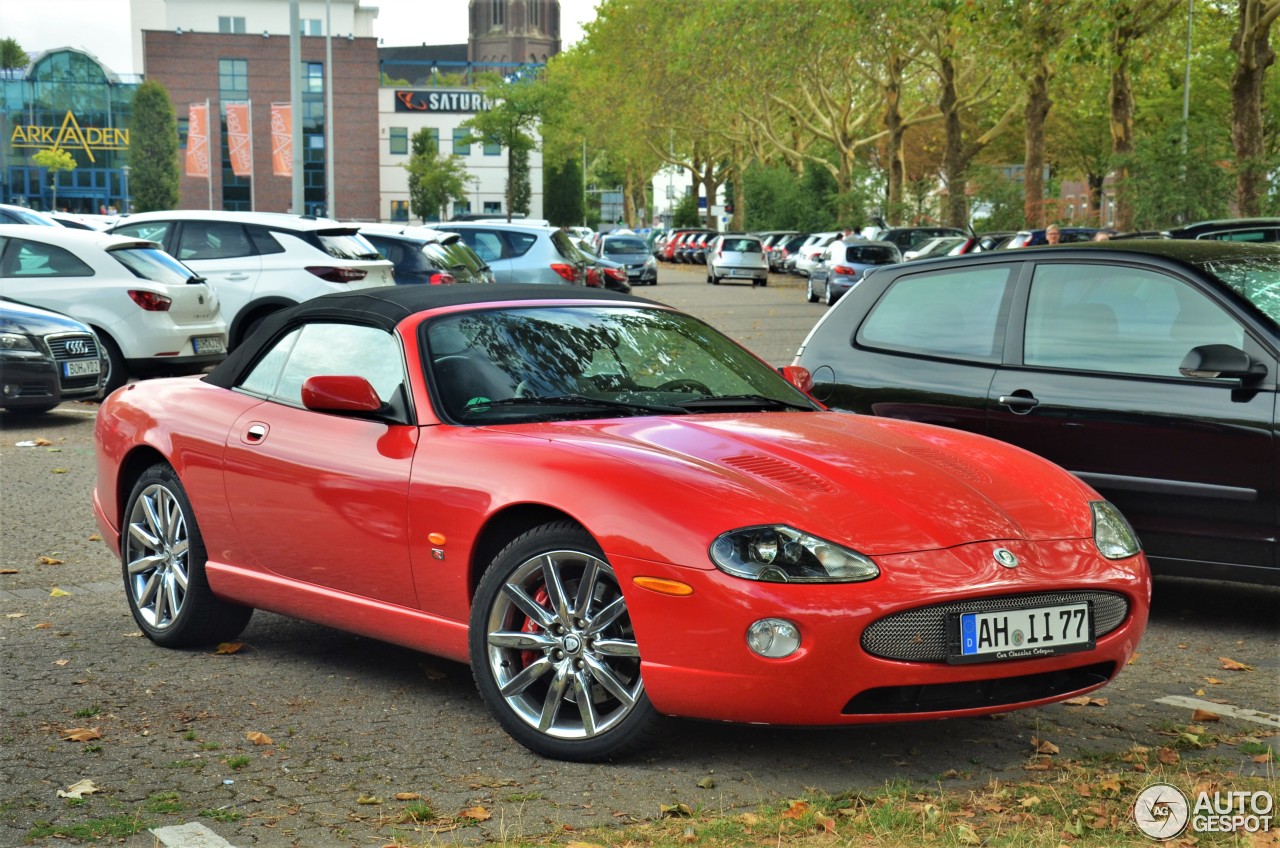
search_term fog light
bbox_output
[746,618,800,658]
[3,384,18,398]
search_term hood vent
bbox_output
[899,446,992,487]
[720,454,838,494]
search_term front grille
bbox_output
[843,662,1115,714]
[46,332,101,391]
[861,591,1129,662]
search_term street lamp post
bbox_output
[121,165,130,214]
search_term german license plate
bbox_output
[730,269,747,276]
[948,602,1093,664]
[194,336,227,354]
[63,359,100,377]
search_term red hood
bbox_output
[520,413,1098,556]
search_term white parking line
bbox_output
[1155,696,1280,729]
[150,822,235,847]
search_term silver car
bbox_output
[706,234,769,286]
[806,240,901,305]
[432,222,588,286]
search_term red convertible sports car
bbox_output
[93,285,1150,761]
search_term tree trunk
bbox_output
[883,66,906,225]
[1108,57,1135,232]
[1088,172,1106,223]
[938,51,968,228]
[1230,0,1277,216]
[1024,59,1052,228]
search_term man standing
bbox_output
[1045,224,1062,244]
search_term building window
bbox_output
[389,127,408,155]
[304,62,324,94]
[483,138,501,156]
[452,128,471,156]
[483,201,502,214]
[530,1,541,29]
[303,19,323,36]
[453,200,472,217]
[391,200,410,222]
[492,0,505,26]
[218,16,246,34]
[218,58,248,100]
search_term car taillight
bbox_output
[428,272,456,285]
[552,263,580,283]
[306,266,368,283]
[832,265,858,276]
[128,290,172,311]
[604,267,627,282]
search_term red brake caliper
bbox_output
[519,586,550,669]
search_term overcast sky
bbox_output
[2,0,597,76]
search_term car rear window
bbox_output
[549,229,578,261]
[604,237,647,254]
[112,246,201,285]
[845,245,898,265]
[317,230,383,260]
[725,238,762,253]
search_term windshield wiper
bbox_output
[672,394,815,412]
[466,395,689,416]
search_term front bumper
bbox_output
[615,538,1149,726]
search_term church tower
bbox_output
[468,0,561,65]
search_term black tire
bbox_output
[758,278,768,287]
[470,521,662,761]
[122,464,253,648]
[98,334,129,396]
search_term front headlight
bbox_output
[645,257,657,269]
[710,525,879,583]
[1092,501,1141,559]
[0,333,37,353]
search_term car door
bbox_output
[447,228,511,282]
[803,260,1020,433]
[220,320,420,605]
[988,258,1276,578]
[168,220,262,324]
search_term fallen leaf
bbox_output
[565,843,606,848]
[88,534,101,542]
[1020,796,1042,808]
[34,622,51,628]
[5,612,26,618]
[1064,696,1091,706]
[660,803,693,818]
[213,642,245,655]
[1192,709,1221,723]
[0,568,18,575]
[781,799,810,819]
[737,812,764,825]
[56,779,100,798]
[1219,657,1252,671]
[1205,677,1224,685]
[459,805,492,821]
[395,792,422,801]
[1033,738,1060,755]
[680,825,696,843]
[816,814,837,833]
[15,438,53,447]
[246,731,273,746]
[954,824,981,845]
[61,727,102,742]
[696,776,715,789]
[49,587,70,597]
[52,468,68,474]
[1253,754,1272,764]
[53,659,70,667]
[38,556,64,565]
[356,794,383,805]
[1158,748,1180,764]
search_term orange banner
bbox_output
[185,102,209,178]
[270,102,292,177]
[226,102,252,177]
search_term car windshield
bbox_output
[318,230,383,260]
[1198,253,1280,326]
[424,305,816,423]
[111,246,201,285]
[603,237,647,255]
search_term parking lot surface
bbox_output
[1,265,1276,847]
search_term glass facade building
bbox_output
[1,49,140,214]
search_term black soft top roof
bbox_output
[204,284,654,388]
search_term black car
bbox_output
[361,225,494,286]
[0,297,107,413]
[793,240,1280,585]
[1165,218,1280,243]
[873,226,968,253]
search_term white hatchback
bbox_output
[0,226,228,393]
[110,211,394,349]
[706,234,770,286]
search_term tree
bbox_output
[544,156,584,227]
[460,73,546,222]
[509,146,532,217]
[404,128,474,222]
[128,79,180,212]
[0,38,26,77]
[32,148,76,211]
[1229,0,1280,215]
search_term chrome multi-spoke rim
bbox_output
[124,483,190,631]
[485,550,642,740]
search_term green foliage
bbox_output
[404,129,474,223]
[1114,121,1235,229]
[672,192,700,227]
[509,146,532,217]
[544,156,584,227]
[968,167,1027,231]
[461,73,547,221]
[128,79,179,212]
[0,37,26,72]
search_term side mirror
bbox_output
[1179,344,1267,380]
[301,375,384,413]
[779,365,814,393]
